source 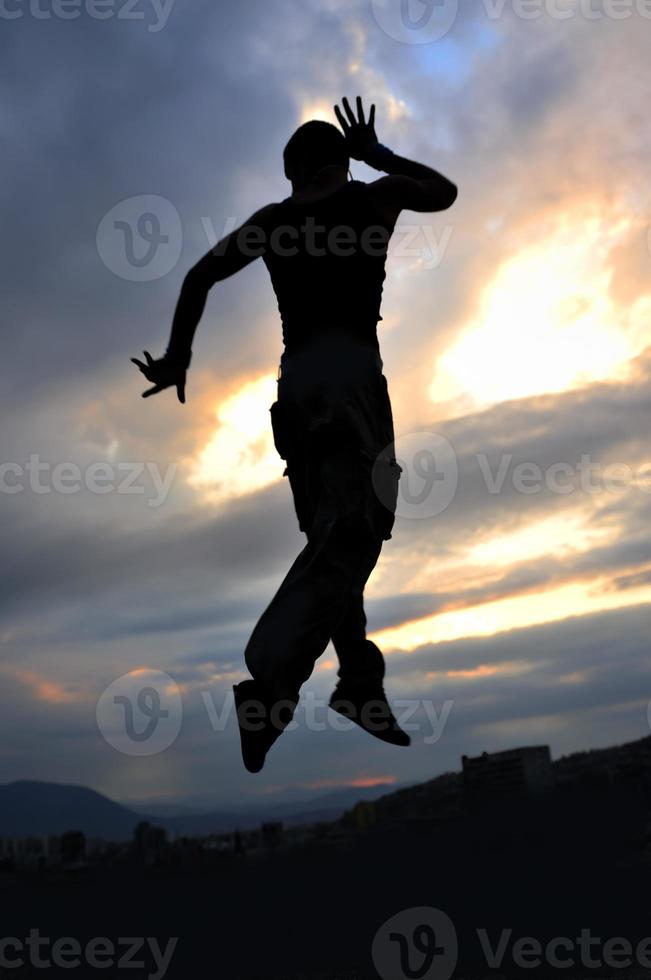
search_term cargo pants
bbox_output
[243,335,402,704]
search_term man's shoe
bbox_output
[233,680,296,773]
[329,682,411,747]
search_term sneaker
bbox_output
[233,680,296,773]
[329,682,411,747]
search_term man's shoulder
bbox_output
[365,174,413,196]
[247,201,284,226]
[360,176,409,225]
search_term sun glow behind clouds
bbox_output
[464,511,615,569]
[431,209,649,409]
[299,102,333,124]
[406,510,617,602]
[372,510,642,652]
[371,578,651,654]
[189,375,281,504]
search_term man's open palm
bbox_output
[334,96,378,161]
[131,350,188,404]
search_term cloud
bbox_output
[3,0,651,803]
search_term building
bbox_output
[462,745,555,803]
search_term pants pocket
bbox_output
[270,399,293,460]
[371,454,403,541]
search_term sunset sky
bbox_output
[2,0,651,811]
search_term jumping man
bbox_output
[132,96,457,771]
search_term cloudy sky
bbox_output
[2,0,651,811]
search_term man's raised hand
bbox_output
[333,96,378,161]
[130,350,189,404]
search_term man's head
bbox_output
[283,120,349,187]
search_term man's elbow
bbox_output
[419,179,458,212]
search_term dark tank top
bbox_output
[262,180,391,356]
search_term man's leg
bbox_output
[326,455,410,746]
[243,445,381,703]
[241,442,409,757]
[330,558,386,690]
[237,352,406,767]
[328,572,410,747]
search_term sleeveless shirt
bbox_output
[262,180,391,356]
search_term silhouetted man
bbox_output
[132,97,457,772]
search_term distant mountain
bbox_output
[270,782,404,815]
[129,803,213,820]
[0,781,144,840]
[0,779,406,841]
[158,782,405,836]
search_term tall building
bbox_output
[462,745,555,802]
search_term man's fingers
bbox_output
[356,95,364,124]
[142,384,166,398]
[143,350,154,366]
[341,96,356,126]
[176,380,186,404]
[334,104,349,133]
[131,357,147,372]
[369,103,375,128]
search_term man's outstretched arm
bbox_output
[131,203,277,402]
[334,96,457,217]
